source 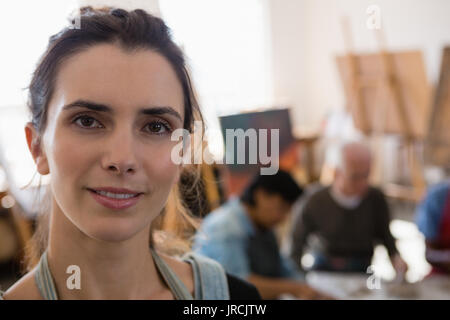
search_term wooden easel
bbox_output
[336,18,431,202]
[426,47,450,168]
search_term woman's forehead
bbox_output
[51,43,185,117]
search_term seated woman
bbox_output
[1,7,260,300]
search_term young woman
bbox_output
[1,7,260,300]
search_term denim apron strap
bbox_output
[150,248,194,300]
[35,250,58,300]
[182,252,230,300]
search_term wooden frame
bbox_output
[426,47,450,167]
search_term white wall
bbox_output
[268,0,450,132]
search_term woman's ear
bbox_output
[25,122,49,175]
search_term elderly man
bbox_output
[289,141,408,274]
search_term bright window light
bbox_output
[159,0,273,159]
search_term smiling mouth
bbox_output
[88,189,141,199]
[87,188,144,210]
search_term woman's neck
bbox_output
[46,206,168,300]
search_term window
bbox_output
[159,0,273,157]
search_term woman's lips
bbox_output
[88,189,143,210]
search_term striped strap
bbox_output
[150,248,194,300]
[35,251,58,300]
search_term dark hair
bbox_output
[240,170,303,206]
[24,6,204,270]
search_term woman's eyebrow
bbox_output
[62,99,183,122]
[63,100,110,112]
[140,106,182,123]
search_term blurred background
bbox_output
[1,0,450,299]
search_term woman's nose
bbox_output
[101,129,138,175]
[107,162,135,174]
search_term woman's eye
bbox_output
[146,121,171,135]
[74,115,103,129]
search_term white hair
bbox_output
[334,139,371,171]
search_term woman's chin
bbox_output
[82,221,147,243]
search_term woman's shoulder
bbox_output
[225,273,262,300]
[1,269,42,300]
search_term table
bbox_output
[306,271,450,300]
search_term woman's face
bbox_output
[28,44,185,242]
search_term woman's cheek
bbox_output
[53,133,89,173]
[149,142,180,182]
[50,132,97,204]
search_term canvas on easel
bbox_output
[336,51,431,139]
[426,47,450,167]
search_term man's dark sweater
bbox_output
[290,186,398,272]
